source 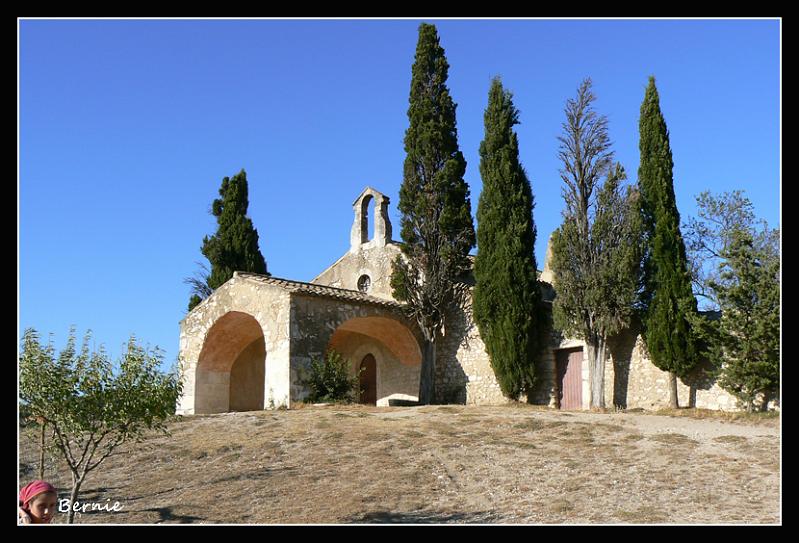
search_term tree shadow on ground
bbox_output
[141,506,205,524]
[80,485,124,497]
[347,510,500,524]
[207,466,296,485]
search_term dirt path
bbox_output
[373,406,778,438]
[533,410,778,438]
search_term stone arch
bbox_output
[195,311,266,413]
[329,316,422,365]
[360,193,375,244]
[326,316,422,406]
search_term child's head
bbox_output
[19,480,58,524]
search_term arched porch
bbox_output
[327,316,423,406]
[194,311,266,413]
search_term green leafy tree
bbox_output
[550,78,643,408]
[188,169,268,311]
[637,76,699,407]
[685,191,780,411]
[473,77,543,400]
[19,328,183,523]
[390,23,475,404]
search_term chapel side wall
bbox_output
[610,320,740,411]
[687,358,740,411]
[605,326,639,409]
[622,333,681,410]
[437,294,510,405]
[438,294,573,407]
[436,292,744,411]
[529,346,558,407]
[530,305,579,408]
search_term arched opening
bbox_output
[330,317,422,365]
[359,354,377,405]
[196,311,265,413]
[350,188,391,252]
[360,194,375,243]
[327,316,422,406]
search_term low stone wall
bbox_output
[604,324,741,411]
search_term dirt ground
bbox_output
[18,404,781,524]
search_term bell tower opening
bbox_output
[350,187,392,253]
[360,194,375,244]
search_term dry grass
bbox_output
[614,506,668,524]
[18,405,780,525]
[648,433,700,447]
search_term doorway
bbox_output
[359,354,377,405]
[556,348,583,410]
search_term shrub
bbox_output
[303,350,362,404]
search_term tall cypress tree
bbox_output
[390,23,475,404]
[188,169,268,311]
[473,77,542,400]
[638,77,699,407]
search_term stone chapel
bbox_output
[176,187,739,415]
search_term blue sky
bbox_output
[19,18,781,368]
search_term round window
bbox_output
[357,274,371,293]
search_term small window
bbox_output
[357,274,371,293]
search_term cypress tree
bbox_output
[390,23,475,404]
[188,169,268,311]
[638,77,699,407]
[473,77,542,400]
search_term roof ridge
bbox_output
[235,272,404,308]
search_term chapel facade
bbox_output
[176,187,739,415]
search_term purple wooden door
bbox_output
[556,349,583,410]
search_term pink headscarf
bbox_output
[19,480,57,510]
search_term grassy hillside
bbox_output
[18,404,780,524]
